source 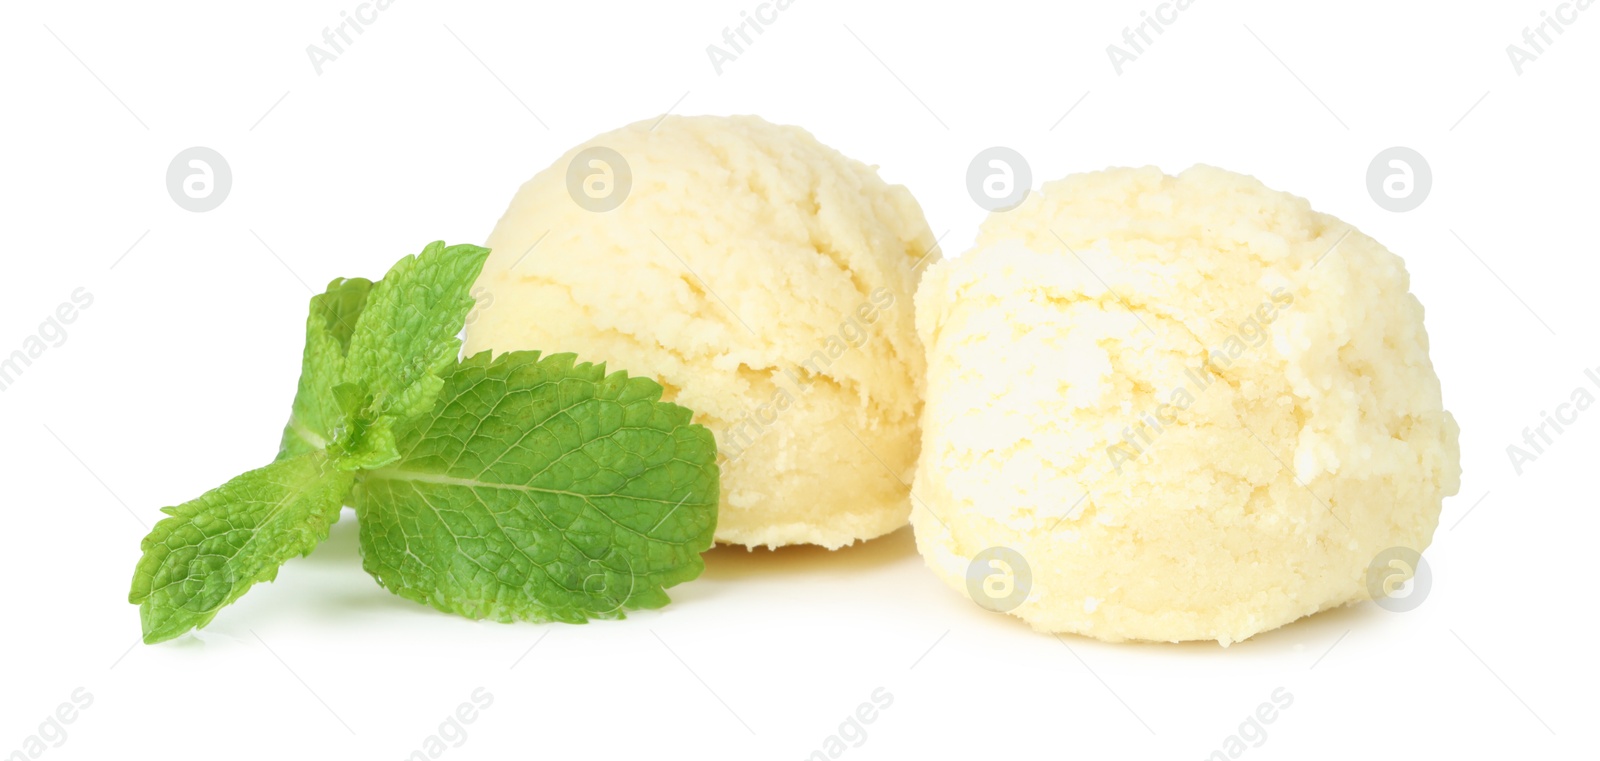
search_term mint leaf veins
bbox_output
[355,351,718,623]
[129,453,354,644]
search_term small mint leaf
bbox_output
[278,277,374,460]
[129,453,354,643]
[342,241,491,425]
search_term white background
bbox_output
[1,0,1595,758]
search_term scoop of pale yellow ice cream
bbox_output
[913,165,1460,643]
[466,115,936,549]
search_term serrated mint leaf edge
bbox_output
[350,349,720,624]
[131,453,355,644]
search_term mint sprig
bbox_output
[128,242,719,643]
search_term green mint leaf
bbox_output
[278,277,374,460]
[129,453,355,643]
[342,241,491,427]
[352,351,719,623]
